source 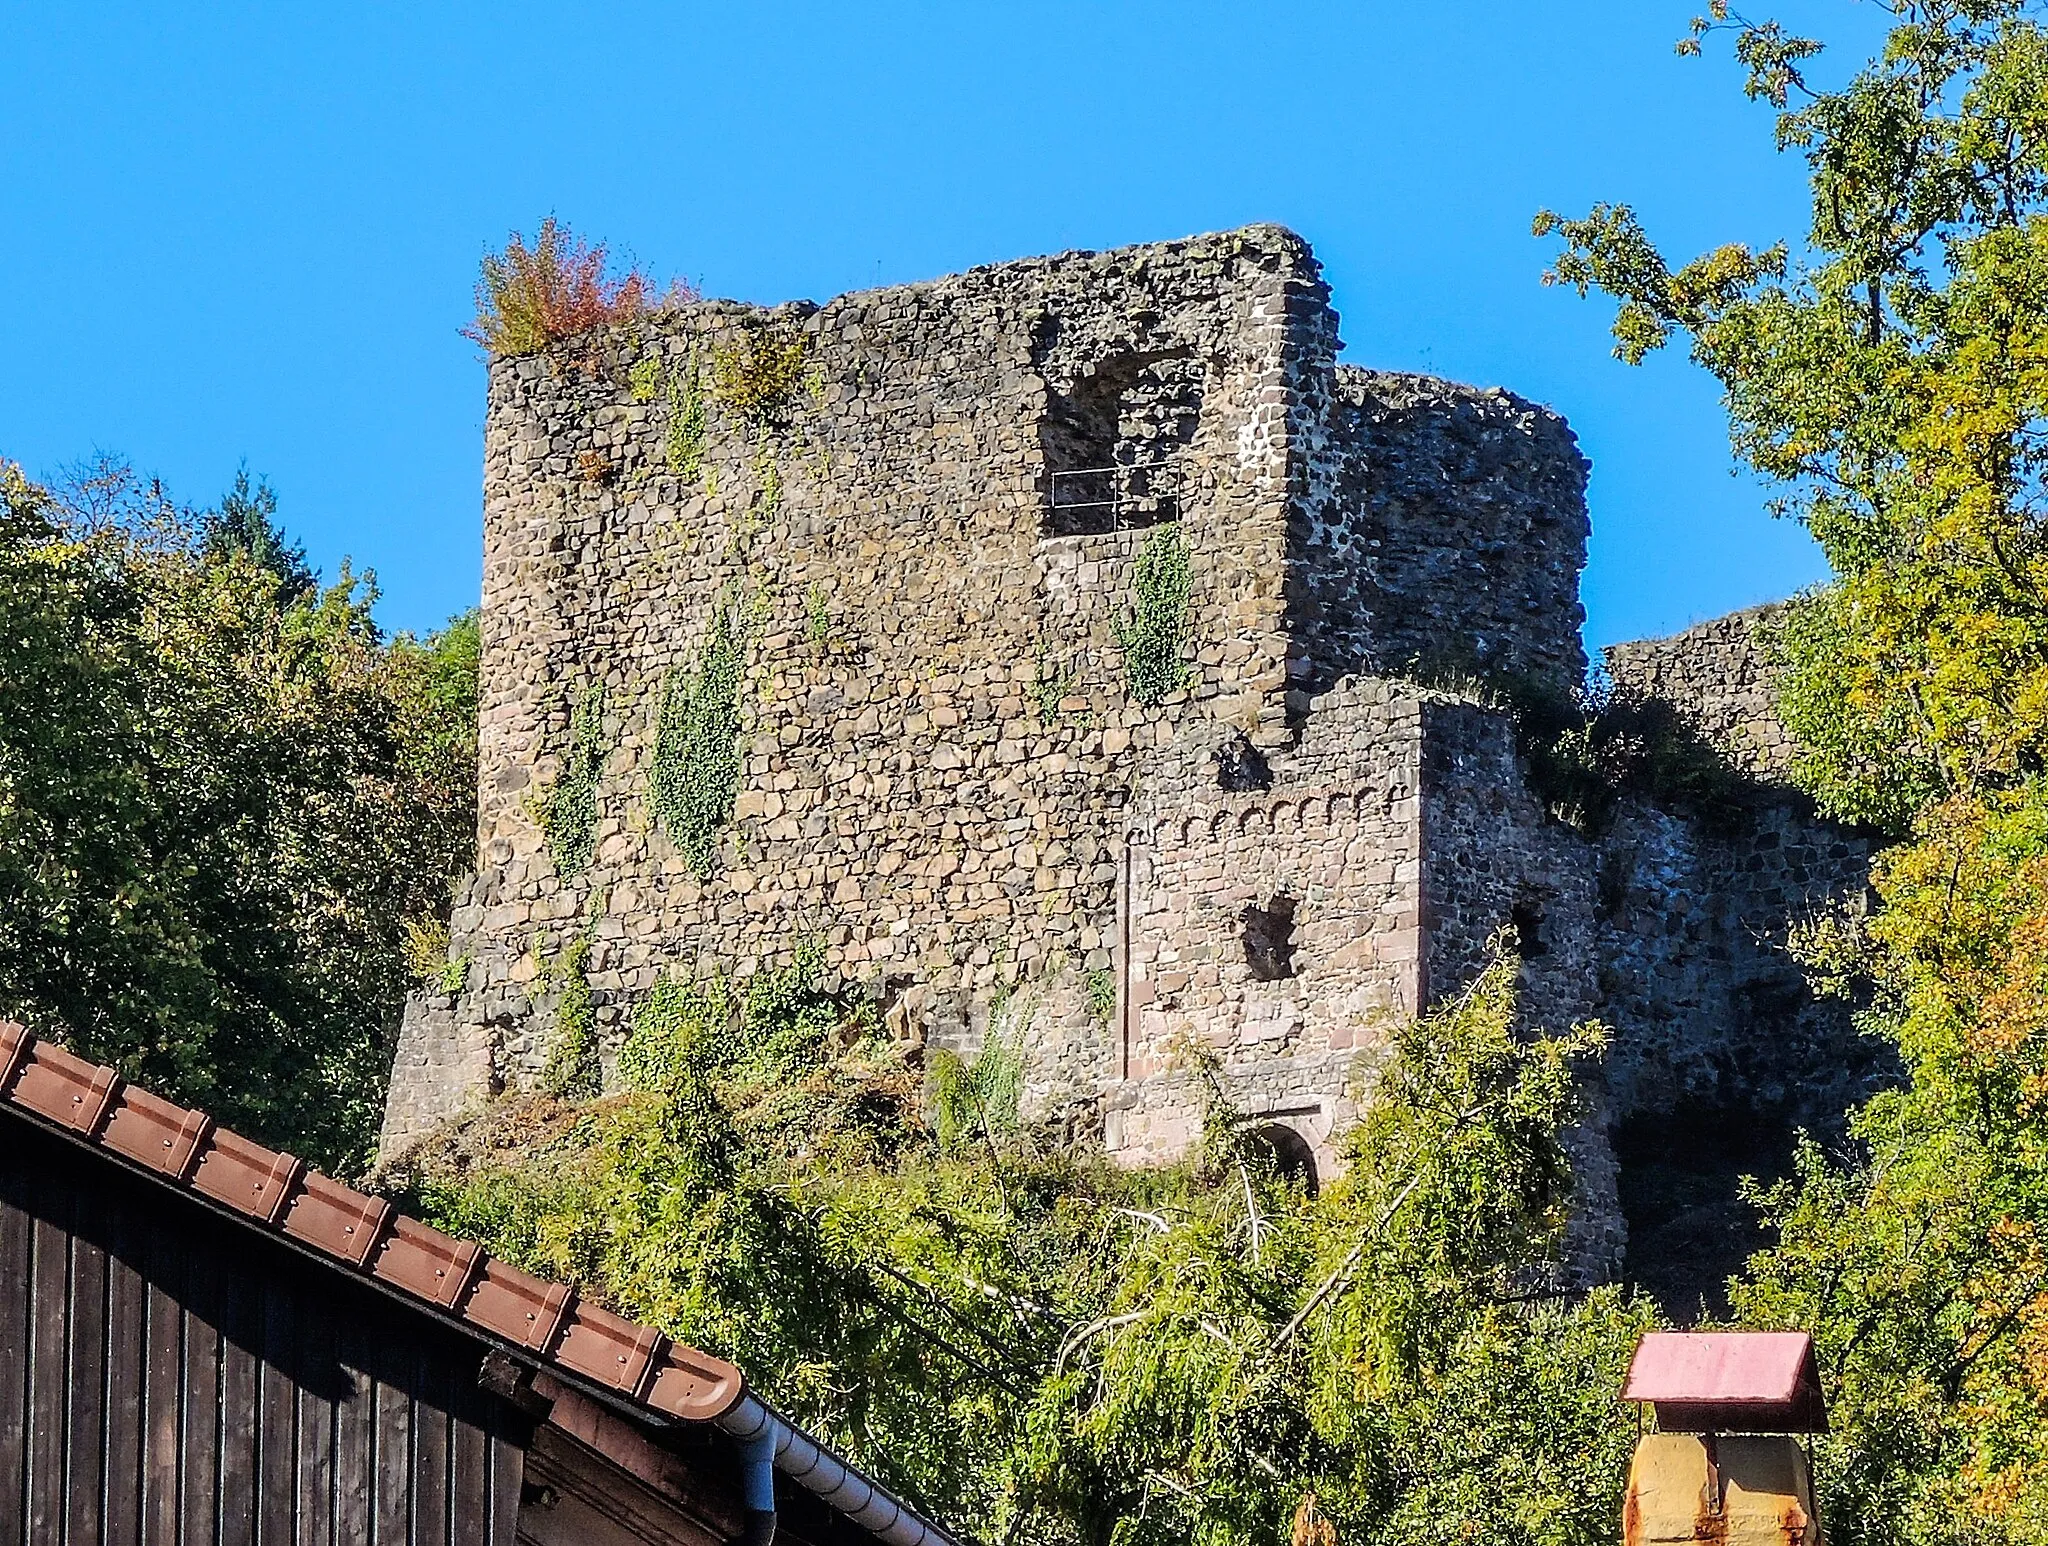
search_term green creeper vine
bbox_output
[650,594,753,879]
[629,356,661,403]
[666,348,706,479]
[532,682,608,876]
[618,971,731,1095]
[928,1020,1025,1156]
[538,934,600,1099]
[1114,523,1192,705]
[538,890,608,1099]
[750,443,782,525]
[1031,647,1078,724]
[712,325,807,430]
[804,582,831,651]
[1085,968,1116,1025]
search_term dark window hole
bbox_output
[1241,895,1297,981]
[1214,735,1271,793]
[1509,897,1549,958]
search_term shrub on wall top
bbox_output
[466,218,693,357]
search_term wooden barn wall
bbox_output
[0,1118,531,1546]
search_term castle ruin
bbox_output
[382,226,1882,1289]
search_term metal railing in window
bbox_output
[1045,458,1184,533]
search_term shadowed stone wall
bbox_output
[381,224,1597,1162]
[380,225,1878,1304]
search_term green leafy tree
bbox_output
[400,943,1644,1546]
[203,465,315,598]
[0,458,477,1172]
[1540,5,2048,1539]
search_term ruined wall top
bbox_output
[1603,603,1797,781]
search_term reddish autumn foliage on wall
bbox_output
[466,217,692,357]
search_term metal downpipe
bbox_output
[715,1394,954,1546]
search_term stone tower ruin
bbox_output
[382,226,1878,1288]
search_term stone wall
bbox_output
[1292,369,1592,700]
[1604,604,1795,780]
[381,224,1598,1158]
[1108,683,1428,1174]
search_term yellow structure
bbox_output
[1623,1434,1822,1546]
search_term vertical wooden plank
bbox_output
[257,1277,297,1546]
[102,1195,147,1546]
[66,1188,109,1546]
[295,1306,334,1546]
[411,1355,449,1546]
[0,1168,33,1546]
[143,1234,185,1546]
[482,1408,523,1546]
[181,1243,223,1546]
[26,1211,69,1546]
[450,1408,485,1546]
[373,1370,413,1546]
[328,1317,372,1546]
[217,1270,260,1546]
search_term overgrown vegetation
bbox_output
[398,941,1645,1546]
[666,348,707,479]
[466,217,692,358]
[1508,675,1754,835]
[1085,968,1116,1025]
[532,682,608,877]
[650,593,753,879]
[1033,647,1080,725]
[1115,523,1192,706]
[539,934,600,1100]
[0,457,478,1172]
[712,324,809,431]
[1542,3,2048,1537]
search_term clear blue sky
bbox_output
[0,2,1883,650]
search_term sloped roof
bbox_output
[0,1021,954,1545]
[1623,1332,1828,1433]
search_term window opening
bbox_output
[1040,351,1201,537]
[1241,894,1298,981]
[1214,734,1272,793]
[1239,1122,1319,1194]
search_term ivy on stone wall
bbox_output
[666,349,706,480]
[538,934,599,1098]
[629,356,661,403]
[747,444,784,537]
[1085,967,1116,1025]
[712,325,808,431]
[533,682,608,876]
[651,596,751,879]
[1115,522,1192,705]
[1032,647,1078,724]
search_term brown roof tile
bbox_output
[0,1021,745,1423]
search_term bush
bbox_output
[466,218,693,358]
[400,939,1644,1546]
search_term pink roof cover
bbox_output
[1630,1326,1826,1425]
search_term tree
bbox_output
[1539,5,2048,1538]
[403,942,1647,1546]
[203,465,315,599]
[0,458,477,1172]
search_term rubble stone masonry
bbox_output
[381,227,1874,1283]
